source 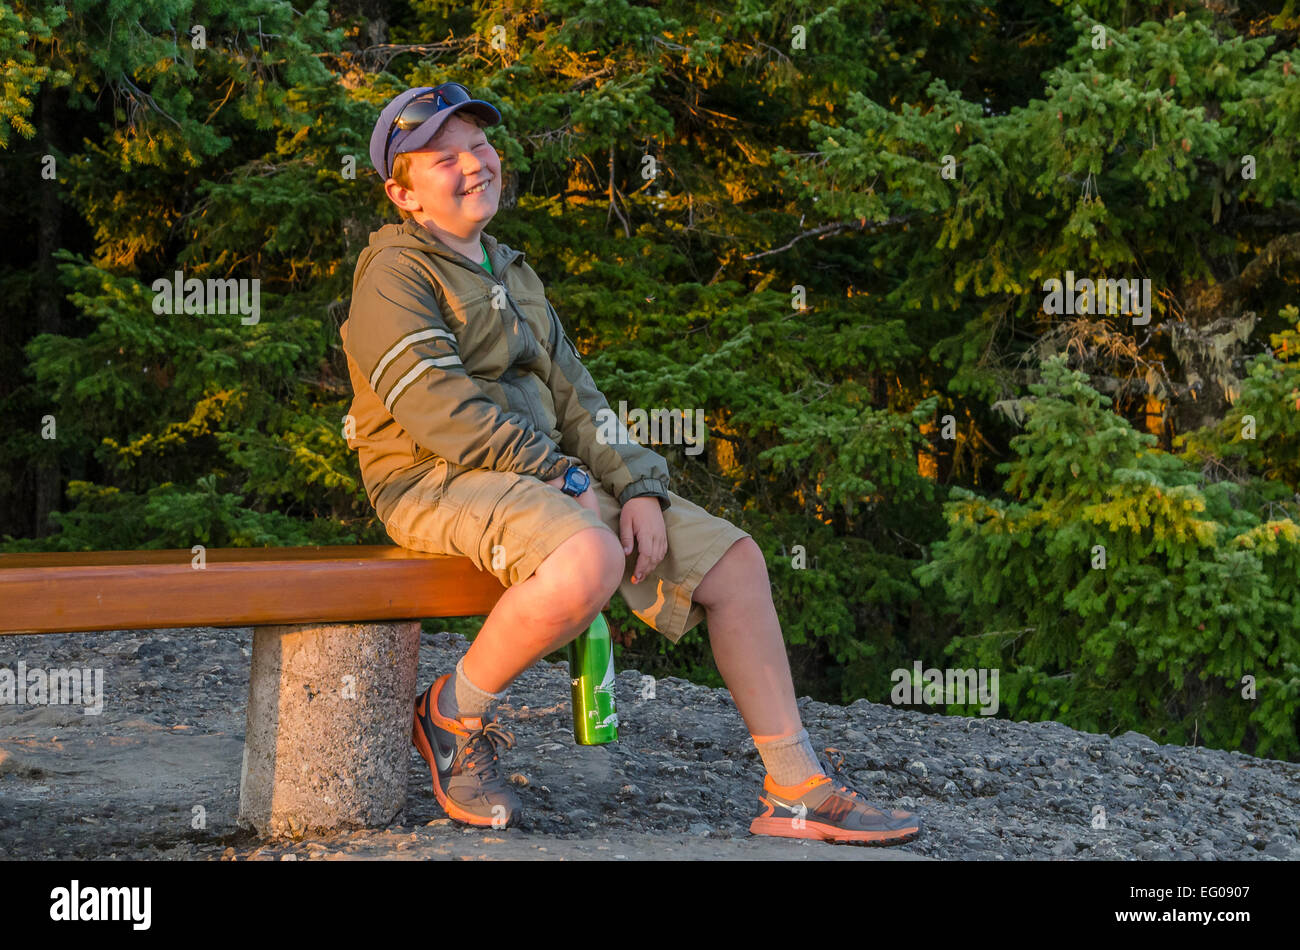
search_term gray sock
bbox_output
[754,728,823,787]
[437,655,508,722]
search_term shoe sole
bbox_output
[749,815,921,846]
[411,697,511,828]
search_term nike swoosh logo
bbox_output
[432,729,456,772]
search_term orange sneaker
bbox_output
[412,673,521,828]
[749,749,922,846]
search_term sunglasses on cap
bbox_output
[383,83,479,179]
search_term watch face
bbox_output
[566,467,590,493]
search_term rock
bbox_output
[652,802,703,821]
[1264,836,1296,859]
[1134,840,1166,859]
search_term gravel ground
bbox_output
[1,627,1296,861]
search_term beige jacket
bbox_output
[340,221,671,525]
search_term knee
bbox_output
[538,526,626,611]
[725,537,768,584]
[695,536,768,610]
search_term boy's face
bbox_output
[386,114,501,238]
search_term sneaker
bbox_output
[749,748,922,846]
[411,673,522,828]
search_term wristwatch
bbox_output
[560,465,591,497]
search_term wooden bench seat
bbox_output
[0,545,506,635]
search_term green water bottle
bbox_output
[567,612,618,744]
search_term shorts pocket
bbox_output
[410,457,452,509]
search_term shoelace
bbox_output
[460,721,516,782]
[822,748,901,820]
[820,747,860,800]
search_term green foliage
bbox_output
[916,355,1300,759]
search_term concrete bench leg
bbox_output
[237,621,421,838]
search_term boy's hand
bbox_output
[619,496,666,584]
[542,471,601,519]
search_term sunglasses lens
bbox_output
[434,83,471,105]
[394,85,473,130]
[394,98,439,130]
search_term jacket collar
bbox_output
[398,220,524,278]
[480,231,523,276]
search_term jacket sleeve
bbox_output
[543,299,672,510]
[345,251,576,481]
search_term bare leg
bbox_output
[693,537,803,741]
[460,527,626,693]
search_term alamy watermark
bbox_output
[890,661,999,715]
[595,400,706,455]
[0,662,104,715]
[151,269,260,325]
[49,880,150,930]
[1042,271,1151,326]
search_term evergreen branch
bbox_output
[967,625,1037,639]
[115,72,182,130]
[650,36,689,52]
[299,375,351,395]
[751,40,794,67]
[742,215,915,260]
[607,142,631,238]
[323,40,466,73]
[889,528,927,554]
[579,149,631,238]
[567,67,615,90]
[204,77,237,126]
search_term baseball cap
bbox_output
[369,83,502,181]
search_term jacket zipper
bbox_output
[484,266,556,443]
[429,241,550,430]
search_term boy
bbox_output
[339,83,923,846]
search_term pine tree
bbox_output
[916,354,1299,759]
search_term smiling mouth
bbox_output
[462,179,491,195]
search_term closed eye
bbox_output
[437,142,488,163]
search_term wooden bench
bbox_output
[0,545,507,838]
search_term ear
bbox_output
[384,176,421,216]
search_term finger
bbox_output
[619,516,636,557]
[630,525,651,582]
[646,533,665,570]
[633,549,653,584]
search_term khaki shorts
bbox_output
[381,460,752,643]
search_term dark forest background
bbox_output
[3,0,1298,759]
